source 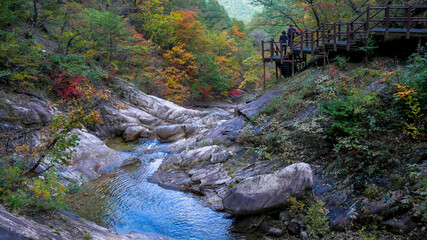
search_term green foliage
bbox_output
[83,233,92,240]
[289,196,305,214]
[360,226,376,240]
[333,55,349,69]
[216,0,258,23]
[363,184,381,200]
[401,164,427,223]
[239,53,263,91]
[48,54,107,81]
[402,52,427,112]
[305,200,329,238]
[78,8,130,65]
[0,0,28,27]
[199,0,232,28]
[194,54,231,98]
[360,37,378,57]
[321,89,381,142]
[0,164,66,214]
[5,190,29,213]
[0,30,45,86]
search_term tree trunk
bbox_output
[309,3,321,28]
[109,35,113,64]
[344,0,363,15]
[33,0,38,27]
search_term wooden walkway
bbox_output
[261,5,427,87]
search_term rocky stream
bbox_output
[1,77,424,240]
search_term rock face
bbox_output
[57,129,125,180]
[0,205,170,240]
[95,80,231,139]
[123,126,149,141]
[152,124,186,141]
[222,163,313,215]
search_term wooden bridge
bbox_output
[261,5,427,87]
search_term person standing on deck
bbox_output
[287,25,299,48]
[279,31,288,54]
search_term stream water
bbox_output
[69,138,242,240]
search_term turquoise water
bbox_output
[70,139,241,240]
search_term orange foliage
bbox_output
[160,45,198,103]
[214,56,241,85]
[231,25,245,38]
[172,10,209,53]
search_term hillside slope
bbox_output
[217,0,259,23]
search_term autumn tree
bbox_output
[26,78,113,175]
[161,44,198,103]
[130,0,180,48]
[172,10,210,53]
[195,54,231,99]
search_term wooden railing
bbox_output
[262,5,427,76]
[287,5,427,54]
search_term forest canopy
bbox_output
[0,0,259,104]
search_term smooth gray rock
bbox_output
[223,163,313,215]
[266,227,284,237]
[287,219,306,236]
[62,130,125,180]
[232,215,266,233]
[0,205,171,240]
[385,216,418,234]
[211,150,230,164]
[123,126,148,141]
[121,157,142,167]
[153,124,185,141]
[180,146,219,167]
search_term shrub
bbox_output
[305,200,329,238]
[0,164,66,214]
[321,89,381,141]
[333,55,349,69]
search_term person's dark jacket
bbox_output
[287,27,298,40]
[279,34,287,44]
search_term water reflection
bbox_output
[69,139,242,240]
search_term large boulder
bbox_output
[59,130,125,180]
[123,126,149,141]
[152,124,186,141]
[222,163,313,215]
[0,205,171,240]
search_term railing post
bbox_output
[322,23,326,49]
[311,31,314,55]
[290,36,293,55]
[263,61,266,91]
[338,22,341,42]
[406,5,412,39]
[292,52,295,75]
[261,40,265,61]
[300,30,304,56]
[270,40,273,61]
[333,23,337,51]
[385,5,390,38]
[365,6,370,38]
[350,21,354,41]
[316,29,319,49]
[346,22,350,51]
[280,42,283,64]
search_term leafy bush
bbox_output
[321,89,382,141]
[305,200,329,238]
[0,31,45,87]
[333,55,349,69]
[0,164,66,214]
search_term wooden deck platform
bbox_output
[261,4,427,89]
